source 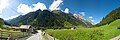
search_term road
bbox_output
[27,30,45,40]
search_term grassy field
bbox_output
[45,19,120,40]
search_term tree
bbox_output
[0,18,4,27]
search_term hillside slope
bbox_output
[95,7,120,27]
[45,19,120,40]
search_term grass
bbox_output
[45,19,120,40]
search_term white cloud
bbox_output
[0,15,4,19]
[89,16,93,19]
[0,15,19,20]
[4,15,19,20]
[64,8,69,13]
[32,2,47,11]
[17,2,47,15]
[0,0,9,13]
[49,0,63,11]
[79,12,85,16]
[17,4,33,15]
[0,15,2,18]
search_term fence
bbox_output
[0,30,30,40]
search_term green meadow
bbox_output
[45,19,120,40]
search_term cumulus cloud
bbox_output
[89,16,93,19]
[4,15,19,20]
[17,4,33,15]
[49,0,63,11]
[0,0,9,13]
[79,12,85,16]
[64,8,69,13]
[17,2,47,15]
[32,2,47,11]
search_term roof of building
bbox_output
[12,26,20,29]
[20,25,31,29]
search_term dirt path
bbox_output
[111,35,120,40]
[27,30,45,40]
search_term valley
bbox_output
[0,0,120,40]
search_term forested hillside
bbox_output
[94,7,120,27]
[9,9,92,29]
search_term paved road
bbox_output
[27,30,44,40]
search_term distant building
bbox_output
[19,25,33,32]
[12,26,20,31]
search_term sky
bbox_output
[0,0,120,24]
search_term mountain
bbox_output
[73,14,94,26]
[94,7,120,27]
[9,9,92,29]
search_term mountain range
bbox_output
[8,9,93,29]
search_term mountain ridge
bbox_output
[9,9,93,29]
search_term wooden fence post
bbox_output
[7,32,12,40]
[23,32,24,37]
[67,34,73,40]
[54,37,55,40]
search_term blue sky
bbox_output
[0,0,120,24]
